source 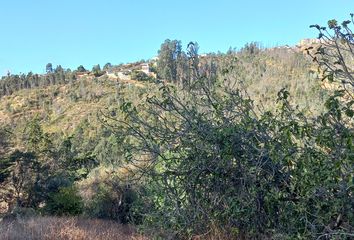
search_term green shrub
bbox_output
[86,182,138,224]
[110,82,353,238]
[44,186,83,216]
[131,70,152,81]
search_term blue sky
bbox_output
[0,0,353,75]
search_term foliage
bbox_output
[0,216,146,240]
[157,39,180,82]
[0,115,100,215]
[0,157,12,184]
[46,63,53,73]
[111,79,353,239]
[241,41,262,55]
[103,62,112,71]
[131,70,152,81]
[44,186,83,216]
[23,117,52,154]
[86,181,138,224]
[0,15,353,239]
[77,65,87,73]
[92,64,105,77]
[309,15,354,102]
[0,128,12,183]
[0,149,47,209]
[0,67,76,98]
[93,134,123,166]
[107,17,354,238]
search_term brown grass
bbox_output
[0,216,148,240]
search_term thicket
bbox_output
[0,74,145,222]
[0,67,76,98]
[104,17,354,239]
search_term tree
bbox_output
[0,129,14,205]
[308,15,354,101]
[55,65,64,73]
[46,63,53,73]
[92,64,101,72]
[241,42,261,55]
[23,117,51,154]
[77,65,86,73]
[157,39,199,87]
[8,150,38,207]
[187,41,200,86]
[92,64,104,77]
[103,62,112,71]
[0,128,12,157]
[157,39,183,83]
[44,186,83,216]
[176,51,189,87]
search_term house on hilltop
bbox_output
[298,38,321,46]
[141,63,150,75]
[139,62,157,78]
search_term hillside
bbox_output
[1,35,352,239]
[0,42,329,203]
[0,42,327,134]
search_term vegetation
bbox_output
[0,216,146,240]
[0,16,353,239]
[92,64,105,77]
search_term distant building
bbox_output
[298,38,321,47]
[141,63,150,74]
[76,72,89,78]
[294,38,322,53]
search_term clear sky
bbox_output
[0,0,353,75]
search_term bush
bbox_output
[45,173,73,193]
[2,207,37,223]
[110,70,353,238]
[86,181,138,224]
[44,186,83,216]
[131,70,152,81]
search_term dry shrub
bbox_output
[0,216,147,240]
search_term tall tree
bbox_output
[187,41,200,86]
[92,64,104,77]
[157,39,183,83]
[46,63,53,73]
[77,65,86,73]
[55,65,64,73]
[103,62,112,71]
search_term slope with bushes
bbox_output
[0,17,353,239]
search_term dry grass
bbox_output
[0,216,148,240]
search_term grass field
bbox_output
[0,216,147,240]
